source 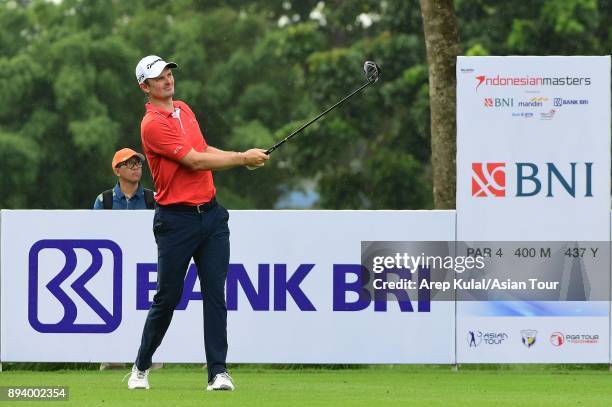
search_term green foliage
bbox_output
[0,131,39,208]
[456,0,609,55]
[466,44,489,56]
[0,0,609,209]
[1,364,612,406]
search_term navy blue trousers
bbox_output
[136,202,230,382]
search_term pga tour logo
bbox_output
[28,239,122,333]
[550,332,600,346]
[471,162,593,198]
[550,332,565,346]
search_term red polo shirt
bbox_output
[140,100,216,205]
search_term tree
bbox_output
[1,0,609,210]
[419,0,460,209]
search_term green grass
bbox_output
[0,364,611,406]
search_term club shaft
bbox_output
[266,80,372,154]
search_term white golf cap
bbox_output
[135,55,178,84]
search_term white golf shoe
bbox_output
[206,372,235,391]
[127,364,150,390]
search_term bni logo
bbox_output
[28,240,122,333]
[472,163,506,197]
[484,98,513,107]
[472,162,593,198]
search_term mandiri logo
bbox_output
[28,240,122,333]
[472,163,506,197]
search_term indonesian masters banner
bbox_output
[455,56,611,363]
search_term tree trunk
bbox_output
[419,0,460,209]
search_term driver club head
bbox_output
[364,61,381,83]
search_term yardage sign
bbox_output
[456,56,611,363]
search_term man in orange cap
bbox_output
[93,148,154,210]
[95,147,156,371]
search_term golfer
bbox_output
[127,55,269,391]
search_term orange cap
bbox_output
[112,148,145,169]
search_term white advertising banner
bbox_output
[0,210,455,363]
[456,56,611,362]
[457,56,610,241]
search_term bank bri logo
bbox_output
[472,162,593,198]
[28,240,122,333]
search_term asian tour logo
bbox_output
[468,331,483,347]
[472,163,506,197]
[28,239,122,333]
[468,330,508,347]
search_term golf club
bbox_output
[247,60,381,170]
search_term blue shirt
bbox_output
[93,183,150,210]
